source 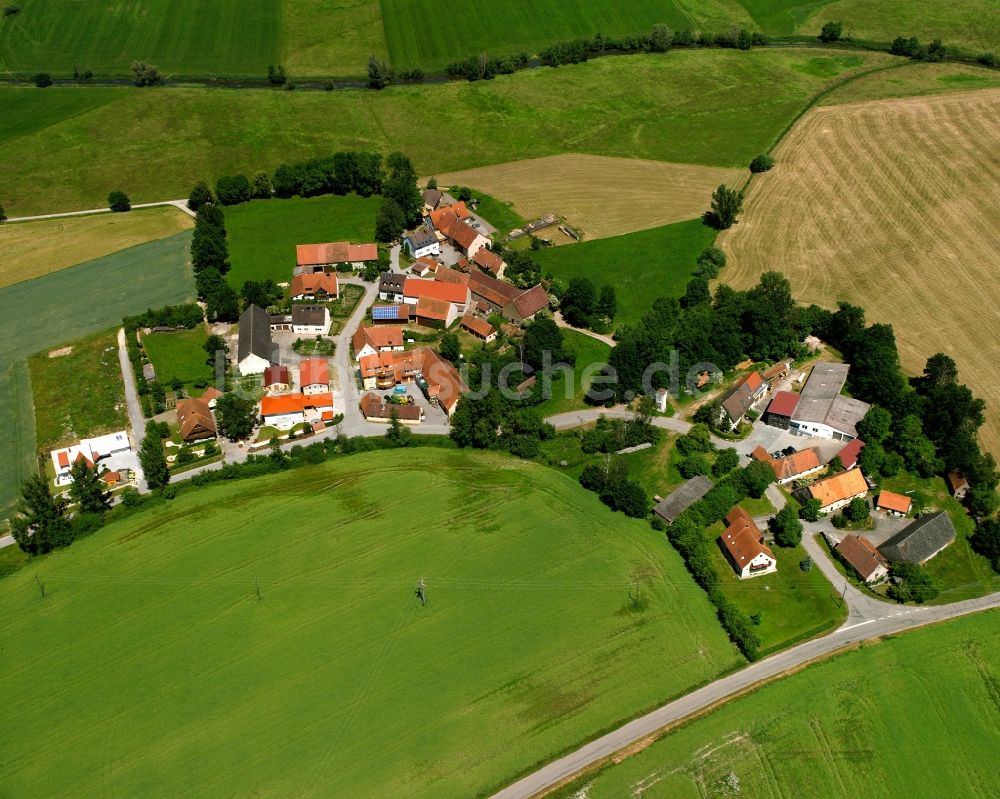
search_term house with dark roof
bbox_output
[291,305,330,335]
[237,304,274,376]
[836,534,889,583]
[359,392,424,424]
[653,476,713,524]
[421,188,443,214]
[720,372,767,429]
[878,512,956,564]
[403,229,440,258]
[378,272,407,303]
[720,506,776,579]
[789,362,870,442]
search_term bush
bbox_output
[819,21,843,43]
[108,190,131,212]
[712,448,740,477]
[120,487,143,508]
[131,60,163,87]
[4,5,21,16]
[678,454,710,479]
[34,72,52,88]
[978,52,999,67]
[749,154,775,173]
[799,497,822,522]
[215,174,252,206]
[844,496,869,522]
[799,556,813,572]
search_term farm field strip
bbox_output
[431,155,744,241]
[719,88,1000,454]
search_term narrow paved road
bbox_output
[545,407,735,452]
[116,328,148,491]
[552,311,617,348]
[6,199,195,223]
[491,586,1000,799]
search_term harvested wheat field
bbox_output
[719,89,1000,453]
[431,154,744,240]
[0,206,193,288]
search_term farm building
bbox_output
[838,438,865,470]
[263,365,290,393]
[352,325,405,361]
[789,362,870,441]
[295,242,377,274]
[878,512,956,564]
[410,256,439,277]
[461,314,497,342]
[371,304,412,324]
[176,397,216,443]
[751,446,823,485]
[720,372,767,429]
[653,476,713,524]
[200,386,223,408]
[419,348,467,416]
[290,271,339,301]
[416,297,457,328]
[762,360,791,383]
[719,507,776,579]
[421,188,443,214]
[359,392,424,424]
[876,490,912,517]
[291,305,330,336]
[403,229,440,258]
[764,390,799,429]
[472,247,505,279]
[808,468,869,513]
[836,534,889,584]
[379,272,407,303]
[468,270,520,311]
[299,358,330,395]
[435,266,471,285]
[237,304,274,376]
[404,277,470,311]
[947,472,970,499]
[260,394,305,430]
[502,284,549,324]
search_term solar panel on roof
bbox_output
[372,306,397,320]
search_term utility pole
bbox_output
[34,574,45,598]
[415,577,427,607]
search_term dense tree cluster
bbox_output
[578,460,649,518]
[770,504,803,547]
[139,421,170,491]
[376,151,422,241]
[190,204,239,322]
[887,562,938,603]
[215,393,257,441]
[560,278,617,331]
[890,36,947,61]
[579,414,661,455]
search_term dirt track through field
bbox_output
[431,154,744,240]
[719,88,1000,454]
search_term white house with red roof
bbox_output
[50,431,132,485]
[299,358,330,395]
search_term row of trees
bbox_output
[375,152,423,242]
[190,203,239,322]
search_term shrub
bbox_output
[215,174,252,206]
[34,72,52,88]
[108,190,131,212]
[844,496,869,522]
[977,52,999,67]
[4,5,21,16]
[131,60,162,87]
[749,154,775,173]
[819,21,843,43]
[678,454,710,479]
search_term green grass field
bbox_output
[470,190,527,237]
[535,219,718,326]
[555,608,1000,798]
[0,48,896,215]
[0,232,194,516]
[535,329,612,416]
[225,194,379,286]
[27,329,127,451]
[141,326,213,391]
[0,86,127,145]
[0,0,281,77]
[0,448,742,797]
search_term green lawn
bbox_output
[554,608,1000,799]
[0,448,741,797]
[470,190,527,238]
[225,194,379,286]
[0,0,281,78]
[535,219,718,326]
[0,232,194,516]
[141,326,213,391]
[535,329,612,416]
[0,48,897,215]
[27,329,127,451]
[740,0,835,34]
[0,86,127,146]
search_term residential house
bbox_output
[237,304,274,376]
[403,277,470,312]
[176,397,216,442]
[358,347,466,416]
[290,271,339,301]
[752,446,823,485]
[263,365,290,393]
[720,372,767,430]
[299,357,330,395]
[789,362,870,441]
[352,325,405,361]
[429,201,470,232]
[291,305,330,336]
[410,256,439,277]
[422,188,443,215]
[472,247,505,279]
[808,468,869,513]
[416,297,457,328]
[50,431,131,479]
[764,390,799,430]
[720,507,777,579]
[260,394,305,430]
[653,476,713,524]
[359,350,421,391]
[442,219,489,259]
[836,534,889,584]
[876,490,912,517]
[947,471,970,499]
[878,512,956,564]
[359,392,424,424]
[502,284,549,324]
[403,229,440,258]
[200,386,223,408]
[303,391,335,423]
[379,272,407,303]
[838,438,865,470]
[460,314,497,342]
[371,304,412,324]
[295,242,377,274]
[419,347,466,416]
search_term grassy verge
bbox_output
[141,326,213,393]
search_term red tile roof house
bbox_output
[360,350,421,391]
[836,534,889,584]
[176,397,217,443]
[260,394,306,430]
[947,471,970,499]
[719,507,777,579]
[876,490,912,517]
[358,347,467,416]
[442,219,490,259]
[410,256,439,277]
[295,242,377,275]
[751,446,824,485]
[403,277,470,313]
[415,296,458,328]
[502,284,550,324]
[359,392,424,424]
[419,348,467,417]
[298,357,330,395]
[460,314,497,342]
[428,201,470,232]
[352,325,405,361]
[720,371,767,429]
[263,365,290,393]
[472,247,506,279]
[290,271,339,301]
[838,438,866,470]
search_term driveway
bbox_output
[116,327,148,490]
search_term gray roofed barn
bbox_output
[653,475,714,524]
[237,304,274,376]
[878,511,956,564]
